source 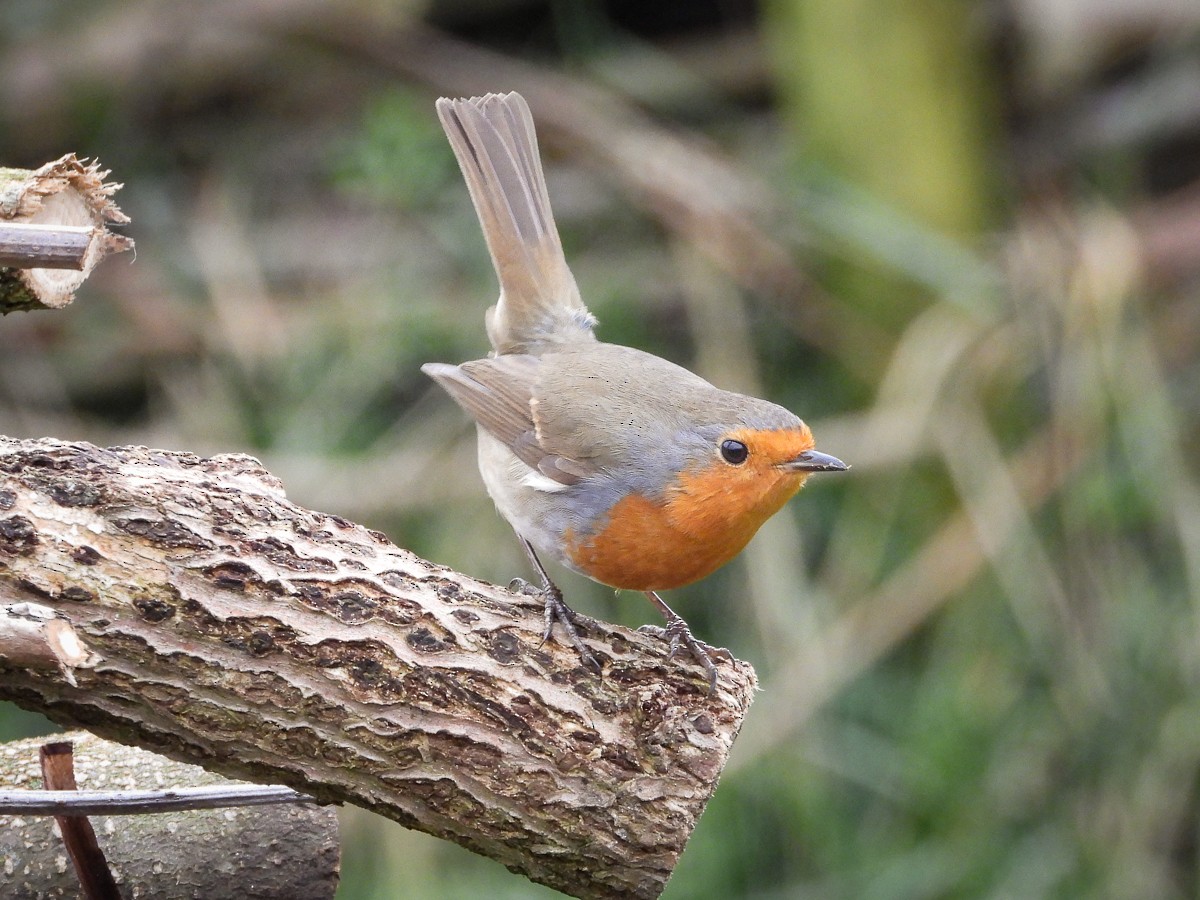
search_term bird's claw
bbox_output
[511,541,602,677]
[638,617,727,694]
[537,581,602,676]
[508,577,543,598]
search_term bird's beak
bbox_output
[782,449,848,473]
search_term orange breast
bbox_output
[565,457,808,592]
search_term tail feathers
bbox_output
[437,92,595,354]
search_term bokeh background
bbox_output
[3,1,1200,897]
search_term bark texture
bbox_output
[0,437,757,899]
[0,730,340,899]
[0,156,132,313]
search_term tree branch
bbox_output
[0,223,95,270]
[0,783,311,815]
[0,155,132,313]
[0,730,339,900]
[0,436,757,900]
[0,601,93,682]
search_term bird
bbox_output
[423,92,846,691]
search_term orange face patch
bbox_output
[565,426,815,592]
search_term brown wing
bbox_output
[421,355,593,486]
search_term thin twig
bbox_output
[0,223,93,270]
[0,783,316,816]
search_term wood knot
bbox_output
[133,595,176,622]
[488,630,522,664]
[71,546,103,565]
[113,517,214,551]
[247,630,276,656]
[48,479,102,507]
[60,586,95,603]
[202,560,262,592]
[0,515,38,555]
[406,626,453,653]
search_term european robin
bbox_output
[423,92,846,691]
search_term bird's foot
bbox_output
[508,577,543,598]
[638,616,731,694]
[511,577,601,676]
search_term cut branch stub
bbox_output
[0,155,132,312]
[0,437,757,900]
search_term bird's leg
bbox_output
[638,591,731,694]
[511,537,601,675]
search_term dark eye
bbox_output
[720,439,749,465]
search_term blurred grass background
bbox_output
[3,0,1200,897]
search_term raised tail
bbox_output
[437,92,596,355]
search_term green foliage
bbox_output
[333,87,459,209]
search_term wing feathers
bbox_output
[421,357,591,486]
